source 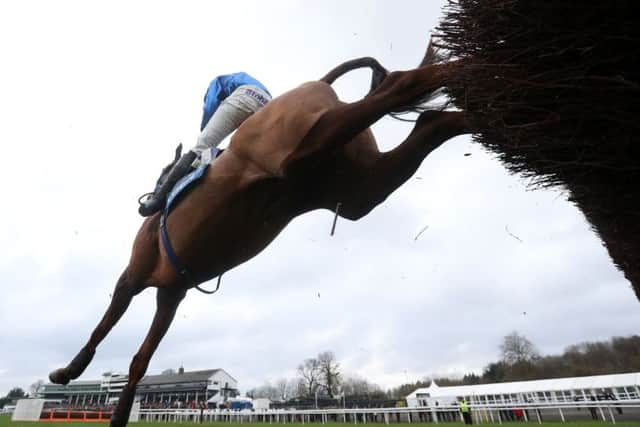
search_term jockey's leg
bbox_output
[282,63,455,175]
[138,85,271,217]
[49,269,144,385]
[138,150,197,216]
[192,85,271,158]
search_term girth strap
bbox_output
[159,147,223,294]
[159,212,190,280]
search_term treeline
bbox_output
[482,335,640,383]
[246,351,388,403]
[388,334,640,398]
[0,388,26,409]
[249,334,639,404]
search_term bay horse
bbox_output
[49,46,470,426]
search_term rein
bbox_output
[196,275,222,295]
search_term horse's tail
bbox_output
[387,37,453,118]
[320,57,389,96]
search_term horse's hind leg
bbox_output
[338,111,470,220]
[49,269,144,385]
[110,286,186,427]
[367,111,469,201]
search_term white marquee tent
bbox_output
[406,372,640,408]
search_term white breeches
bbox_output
[192,85,271,156]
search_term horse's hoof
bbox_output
[66,347,95,379]
[48,368,70,385]
[110,413,127,427]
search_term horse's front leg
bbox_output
[49,269,144,385]
[110,286,186,427]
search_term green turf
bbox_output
[2,415,640,427]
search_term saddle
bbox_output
[148,145,222,212]
[164,147,220,215]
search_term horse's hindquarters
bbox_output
[229,82,343,175]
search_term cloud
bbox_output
[1,0,638,398]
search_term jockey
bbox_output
[138,72,272,217]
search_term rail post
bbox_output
[607,405,616,424]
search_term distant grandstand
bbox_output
[38,366,238,409]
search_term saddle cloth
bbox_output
[165,147,221,214]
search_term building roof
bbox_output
[407,372,640,399]
[139,369,221,386]
[66,380,101,386]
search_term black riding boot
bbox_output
[138,150,198,217]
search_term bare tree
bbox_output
[273,378,299,402]
[317,351,341,398]
[341,375,383,397]
[274,379,288,401]
[500,331,540,364]
[293,378,306,398]
[247,382,280,400]
[297,358,322,397]
[29,380,45,397]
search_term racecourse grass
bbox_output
[3,416,640,427]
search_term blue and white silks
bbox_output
[200,72,271,131]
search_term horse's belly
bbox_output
[160,170,294,281]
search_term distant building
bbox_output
[252,398,271,411]
[406,372,640,408]
[39,374,124,405]
[137,367,238,406]
[38,367,238,407]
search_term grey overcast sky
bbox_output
[1,0,639,397]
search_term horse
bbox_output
[48,44,470,426]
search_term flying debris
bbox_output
[414,225,429,241]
